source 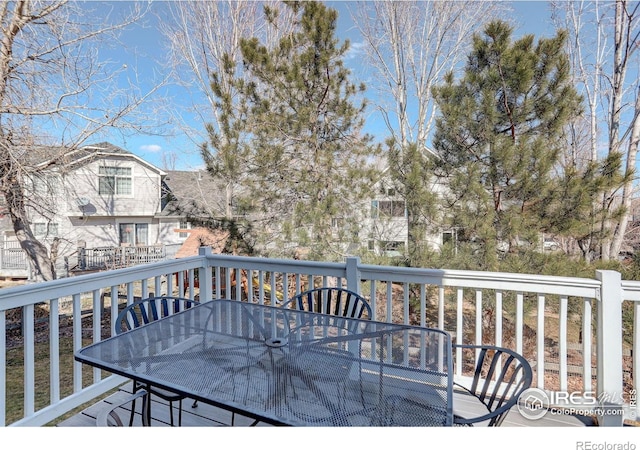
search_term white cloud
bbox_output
[140,144,162,153]
[345,41,365,60]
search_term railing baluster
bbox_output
[177,270,184,298]
[110,285,119,336]
[72,294,82,394]
[537,294,546,389]
[516,292,524,356]
[154,276,162,298]
[92,290,101,383]
[49,298,60,403]
[559,295,568,392]
[456,288,463,376]
[212,266,220,300]
[495,291,502,348]
[583,297,593,394]
[0,309,6,426]
[368,279,376,321]
[419,284,426,329]
[438,286,445,331]
[634,301,640,419]
[23,304,35,416]
[474,290,482,347]
[403,282,410,326]
[386,282,393,324]
[257,270,264,304]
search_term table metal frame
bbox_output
[75,299,453,426]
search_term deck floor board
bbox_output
[56,382,595,427]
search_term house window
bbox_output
[179,220,189,238]
[33,175,60,196]
[119,223,148,245]
[371,200,405,218]
[371,200,379,218]
[34,223,59,237]
[99,166,132,196]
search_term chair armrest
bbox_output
[96,389,148,427]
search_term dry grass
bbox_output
[5,336,99,425]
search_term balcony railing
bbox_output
[0,246,637,426]
[0,241,28,275]
[76,245,166,271]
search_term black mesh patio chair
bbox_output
[282,287,372,412]
[96,389,149,427]
[453,344,532,426]
[283,287,372,320]
[115,296,199,426]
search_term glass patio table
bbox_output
[75,299,453,426]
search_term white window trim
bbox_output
[98,165,134,198]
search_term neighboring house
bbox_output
[0,143,226,278]
[0,144,461,278]
[364,180,409,257]
[160,169,228,224]
[360,162,453,258]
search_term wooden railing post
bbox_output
[345,256,361,294]
[595,270,624,426]
[199,246,213,302]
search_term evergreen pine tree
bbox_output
[432,21,582,270]
[204,1,380,259]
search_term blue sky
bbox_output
[93,1,559,171]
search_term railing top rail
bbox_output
[622,279,640,301]
[0,250,610,310]
[0,255,207,310]
[204,252,347,276]
[358,263,602,298]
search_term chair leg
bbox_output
[129,381,141,427]
[129,397,137,427]
[166,400,184,427]
[141,394,150,427]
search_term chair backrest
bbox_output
[96,389,148,426]
[453,344,532,426]
[115,296,199,334]
[284,287,372,320]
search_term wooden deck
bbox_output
[56,382,270,427]
[55,381,596,427]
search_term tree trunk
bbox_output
[610,90,640,257]
[2,174,56,281]
[602,0,638,261]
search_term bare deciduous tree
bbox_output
[351,1,506,263]
[351,1,506,154]
[0,1,165,280]
[160,1,294,221]
[552,0,640,261]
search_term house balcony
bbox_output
[0,247,638,427]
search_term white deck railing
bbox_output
[0,247,636,426]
